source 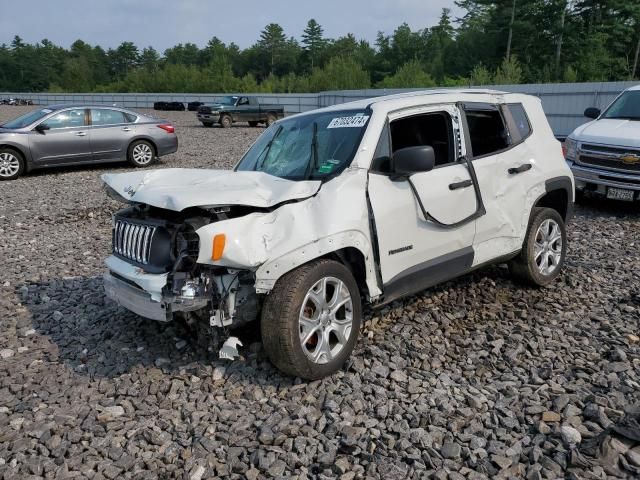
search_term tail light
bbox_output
[157,124,175,134]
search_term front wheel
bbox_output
[0,149,25,181]
[220,115,232,128]
[127,140,155,167]
[509,207,567,287]
[261,259,362,380]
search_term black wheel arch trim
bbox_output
[539,175,574,222]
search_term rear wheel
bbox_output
[261,259,362,380]
[127,140,155,167]
[509,207,567,286]
[265,113,276,127]
[0,149,25,181]
[220,114,232,128]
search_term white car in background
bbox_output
[102,89,573,379]
[565,85,640,202]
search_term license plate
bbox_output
[606,187,635,201]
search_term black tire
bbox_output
[127,140,155,168]
[265,113,276,127]
[0,148,25,181]
[261,259,362,380]
[248,121,259,127]
[202,122,213,128]
[509,207,567,287]
[220,114,232,128]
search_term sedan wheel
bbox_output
[128,141,155,167]
[0,150,24,180]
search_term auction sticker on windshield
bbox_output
[327,115,370,129]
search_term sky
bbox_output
[0,0,463,51]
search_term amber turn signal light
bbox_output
[211,234,226,261]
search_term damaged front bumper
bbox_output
[103,255,207,322]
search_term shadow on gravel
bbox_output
[20,276,268,380]
[22,158,170,179]
[575,195,640,217]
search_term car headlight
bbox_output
[564,137,577,160]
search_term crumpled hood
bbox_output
[573,119,640,148]
[101,168,321,211]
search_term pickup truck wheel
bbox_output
[261,259,362,380]
[0,149,25,180]
[220,114,232,128]
[509,207,566,287]
[127,140,155,167]
[265,113,276,127]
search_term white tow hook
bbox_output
[219,337,243,360]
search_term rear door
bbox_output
[89,108,137,161]
[28,108,91,165]
[461,102,537,265]
[367,105,482,300]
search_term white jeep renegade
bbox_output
[103,90,574,379]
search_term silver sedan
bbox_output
[0,105,178,180]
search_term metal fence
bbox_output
[318,81,639,137]
[2,81,638,137]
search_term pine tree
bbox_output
[301,19,325,69]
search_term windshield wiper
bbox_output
[255,125,283,171]
[304,122,319,180]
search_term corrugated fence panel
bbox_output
[2,81,638,135]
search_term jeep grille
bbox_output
[113,220,156,265]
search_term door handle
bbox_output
[508,163,532,174]
[449,179,473,190]
[74,131,87,137]
[121,127,132,132]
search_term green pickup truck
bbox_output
[196,96,285,128]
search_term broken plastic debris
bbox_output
[219,337,243,360]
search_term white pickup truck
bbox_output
[103,89,574,379]
[565,85,640,202]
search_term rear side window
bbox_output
[91,109,127,126]
[507,104,532,139]
[464,108,510,157]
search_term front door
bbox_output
[367,105,480,301]
[28,108,91,166]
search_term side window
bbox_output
[506,103,532,140]
[464,108,510,157]
[41,109,85,129]
[91,109,127,126]
[390,112,455,168]
[238,97,249,106]
[123,112,138,123]
[371,122,392,173]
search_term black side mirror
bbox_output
[584,107,601,119]
[392,146,435,179]
[35,123,50,133]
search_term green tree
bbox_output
[377,60,436,88]
[258,23,287,75]
[301,19,326,69]
[493,55,523,84]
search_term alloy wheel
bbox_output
[298,276,353,365]
[534,218,563,275]
[0,152,20,178]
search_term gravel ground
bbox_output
[0,105,639,479]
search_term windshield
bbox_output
[2,108,53,129]
[602,90,640,120]
[219,96,238,106]
[235,110,370,180]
